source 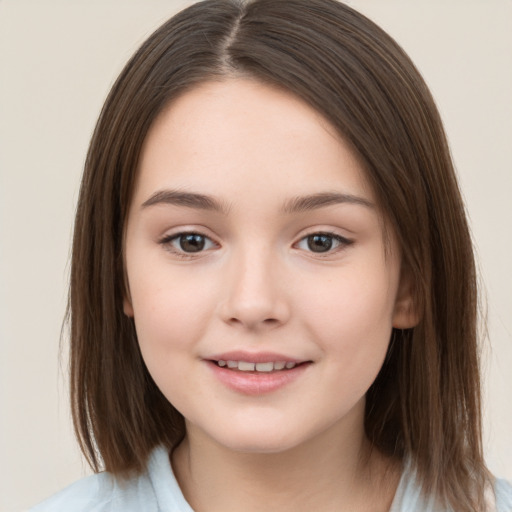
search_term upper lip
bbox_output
[206,351,307,364]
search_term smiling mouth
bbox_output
[211,360,307,372]
[208,358,311,394]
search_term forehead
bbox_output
[133,78,375,208]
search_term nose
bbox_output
[218,245,291,331]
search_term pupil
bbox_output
[307,234,332,252]
[180,234,205,252]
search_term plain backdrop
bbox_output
[0,1,511,510]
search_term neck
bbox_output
[171,404,401,512]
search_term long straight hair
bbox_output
[69,1,489,510]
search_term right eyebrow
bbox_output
[141,189,230,214]
[281,191,374,213]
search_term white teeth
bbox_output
[238,361,256,371]
[217,360,299,372]
[255,362,274,372]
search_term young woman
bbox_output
[31,0,512,511]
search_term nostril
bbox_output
[225,316,283,330]
[228,316,278,324]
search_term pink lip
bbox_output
[204,351,311,396]
[207,350,303,364]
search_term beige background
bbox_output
[0,1,511,510]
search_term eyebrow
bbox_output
[141,189,230,214]
[140,189,373,214]
[281,192,374,213]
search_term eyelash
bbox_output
[294,232,353,256]
[158,232,218,259]
[158,230,353,259]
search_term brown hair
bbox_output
[69,0,490,510]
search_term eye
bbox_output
[296,232,352,253]
[160,232,217,254]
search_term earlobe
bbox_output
[392,300,419,328]
[392,272,420,329]
[122,262,134,317]
[123,296,134,317]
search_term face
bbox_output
[124,79,416,454]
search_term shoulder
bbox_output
[494,477,512,512]
[391,462,512,512]
[30,471,115,512]
[390,461,445,512]
[28,470,157,512]
[29,446,192,512]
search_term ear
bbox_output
[123,271,134,317]
[392,269,420,329]
[123,295,134,317]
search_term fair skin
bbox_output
[123,78,417,512]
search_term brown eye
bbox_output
[296,232,352,254]
[307,234,333,252]
[160,232,216,255]
[178,234,206,252]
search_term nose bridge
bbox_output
[220,239,289,329]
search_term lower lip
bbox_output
[207,361,310,395]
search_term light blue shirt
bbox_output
[30,446,512,511]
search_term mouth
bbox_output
[206,352,312,394]
[210,359,307,373]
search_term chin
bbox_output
[223,439,301,455]
[205,424,312,455]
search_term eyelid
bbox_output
[293,230,354,255]
[158,229,219,258]
[157,227,352,259]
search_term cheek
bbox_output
[299,268,396,335]
[129,276,218,412]
[128,263,217,363]
[296,267,396,378]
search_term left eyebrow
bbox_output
[281,192,374,213]
[141,189,230,214]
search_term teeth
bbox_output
[217,360,299,372]
[255,362,274,372]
